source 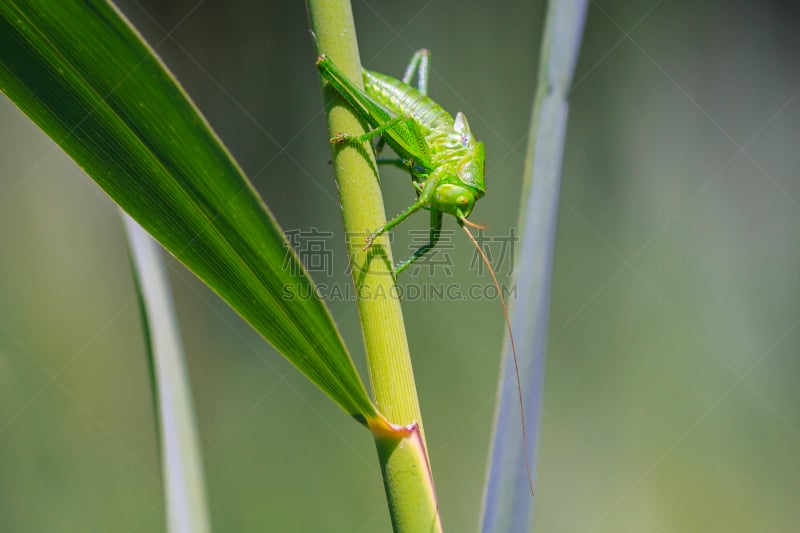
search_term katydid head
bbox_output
[456,142,486,195]
[453,112,486,196]
[435,112,485,222]
[432,183,478,219]
[435,143,485,222]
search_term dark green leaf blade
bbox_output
[0,0,376,422]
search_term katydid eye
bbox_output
[457,195,469,205]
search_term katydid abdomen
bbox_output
[363,69,452,133]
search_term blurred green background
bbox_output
[1,0,799,531]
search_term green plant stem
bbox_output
[306,1,442,531]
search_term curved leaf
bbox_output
[124,214,210,533]
[0,0,376,422]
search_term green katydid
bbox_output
[317,50,534,496]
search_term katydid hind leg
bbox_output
[336,114,430,171]
[364,170,440,250]
[395,210,442,275]
[318,54,411,149]
[361,113,434,168]
[372,50,433,164]
[401,113,433,165]
[402,49,430,95]
[318,55,433,167]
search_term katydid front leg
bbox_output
[363,169,445,274]
[395,209,442,275]
[377,158,415,172]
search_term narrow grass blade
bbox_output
[124,213,210,533]
[481,1,589,531]
[0,1,377,423]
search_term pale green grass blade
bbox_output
[124,214,210,533]
[481,1,589,531]
[0,1,377,422]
